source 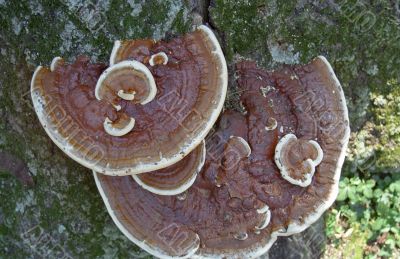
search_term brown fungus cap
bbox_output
[235,56,350,237]
[93,56,349,258]
[30,25,227,176]
[94,111,270,258]
[132,140,206,196]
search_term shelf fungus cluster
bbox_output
[31,25,227,180]
[31,22,349,259]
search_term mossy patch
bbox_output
[347,80,400,173]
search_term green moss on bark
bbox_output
[210,0,400,129]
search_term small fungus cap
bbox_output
[274,133,323,187]
[95,60,157,105]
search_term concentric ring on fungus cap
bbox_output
[132,140,206,196]
[30,25,227,176]
[93,57,350,258]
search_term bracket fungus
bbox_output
[93,57,350,258]
[132,140,206,196]
[30,19,349,257]
[30,25,227,176]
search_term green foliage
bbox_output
[327,174,400,257]
[331,83,400,256]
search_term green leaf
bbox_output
[351,177,362,185]
[389,181,400,193]
[348,187,357,201]
[337,188,348,201]
[374,188,383,198]
[371,218,385,230]
[363,187,373,198]
[366,179,376,188]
